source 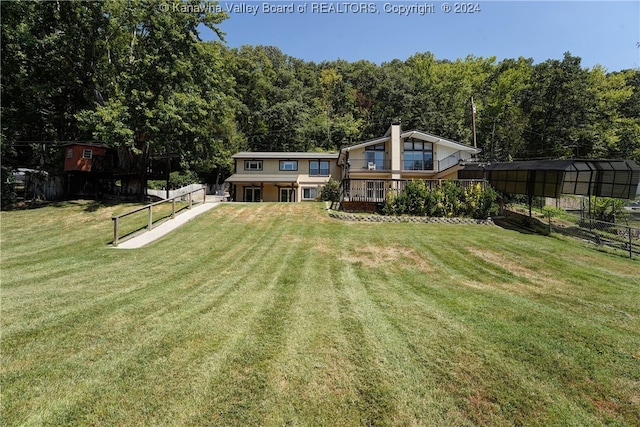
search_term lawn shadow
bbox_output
[82,199,123,212]
[492,215,538,235]
[6,200,71,211]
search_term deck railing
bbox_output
[111,186,206,246]
[342,178,485,203]
[438,151,464,171]
[347,158,392,171]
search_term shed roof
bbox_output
[461,159,640,199]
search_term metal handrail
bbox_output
[112,186,206,246]
[438,151,462,171]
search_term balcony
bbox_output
[348,158,391,171]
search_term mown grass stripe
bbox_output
[1,201,639,425]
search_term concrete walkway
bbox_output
[115,201,220,249]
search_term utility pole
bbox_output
[471,96,478,150]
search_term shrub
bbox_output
[383,180,498,219]
[403,180,430,216]
[591,196,627,223]
[320,178,341,202]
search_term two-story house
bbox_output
[225,152,341,202]
[225,123,480,204]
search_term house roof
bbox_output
[232,152,338,159]
[338,130,480,155]
[338,136,391,153]
[63,141,111,148]
[401,130,480,153]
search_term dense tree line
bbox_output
[227,47,640,164]
[2,1,639,204]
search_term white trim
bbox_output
[401,130,480,153]
[340,136,390,153]
[244,160,263,171]
[233,152,338,159]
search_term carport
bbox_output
[460,159,640,216]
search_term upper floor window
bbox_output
[365,143,386,170]
[280,160,298,171]
[244,160,263,171]
[67,148,73,159]
[82,149,93,159]
[310,160,330,176]
[403,139,433,170]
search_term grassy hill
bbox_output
[2,202,639,425]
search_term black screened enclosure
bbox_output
[459,160,640,200]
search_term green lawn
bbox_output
[2,201,639,426]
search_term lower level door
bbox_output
[280,187,295,202]
[244,187,261,202]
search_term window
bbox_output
[365,143,386,170]
[67,148,73,159]
[244,160,263,171]
[280,160,298,171]
[302,187,317,200]
[403,139,433,170]
[310,160,330,176]
[82,149,93,159]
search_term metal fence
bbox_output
[566,218,640,259]
[505,207,639,259]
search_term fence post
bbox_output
[113,217,119,247]
[148,206,153,230]
[629,226,633,259]
[189,192,192,209]
[172,198,176,218]
[203,186,206,203]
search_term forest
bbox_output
[2,0,640,204]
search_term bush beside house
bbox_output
[319,178,341,202]
[382,180,499,219]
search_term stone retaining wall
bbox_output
[328,210,494,225]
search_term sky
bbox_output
[198,0,640,71]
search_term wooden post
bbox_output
[172,197,176,218]
[148,206,153,230]
[629,226,633,259]
[189,192,192,209]
[113,217,119,247]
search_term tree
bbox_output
[520,53,593,159]
[76,0,233,195]
[480,57,532,160]
[1,0,108,173]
